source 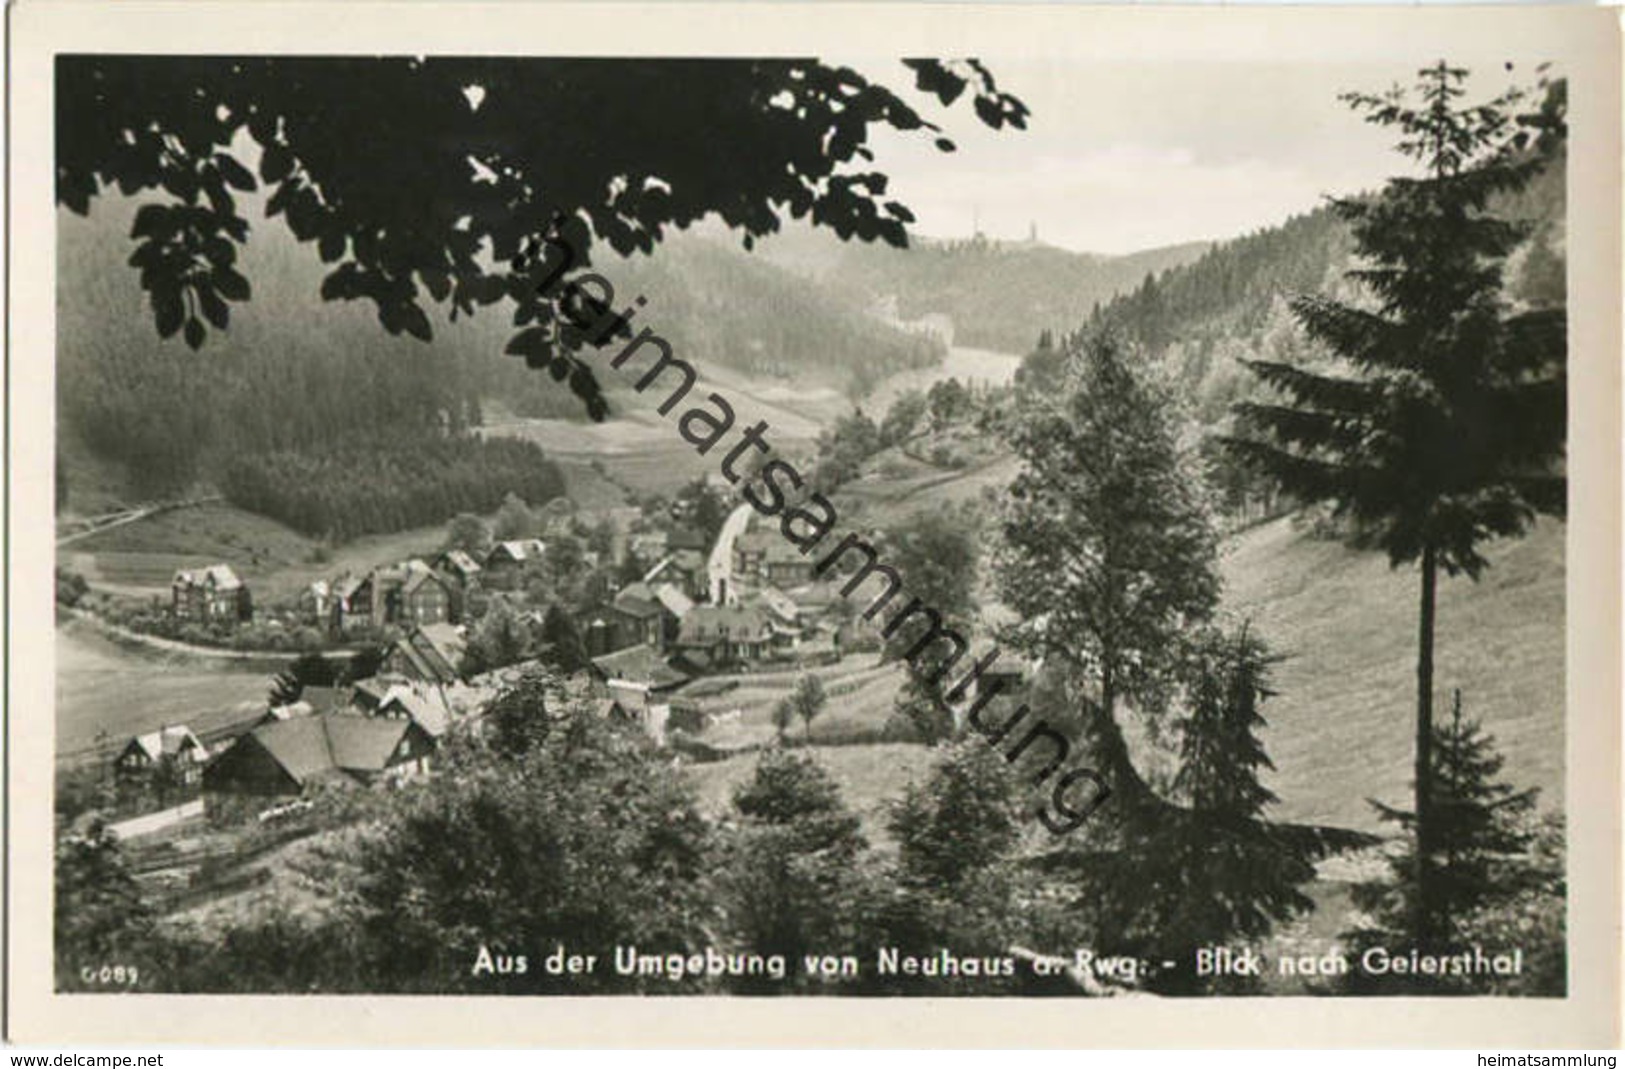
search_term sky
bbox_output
[856,58,1534,255]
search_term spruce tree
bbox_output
[538,603,589,675]
[1071,625,1319,994]
[1223,63,1566,944]
[861,741,1030,995]
[1346,691,1542,992]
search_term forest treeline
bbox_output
[1085,154,1564,425]
[218,434,565,542]
[57,194,571,508]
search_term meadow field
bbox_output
[1221,515,1564,832]
[54,619,272,761]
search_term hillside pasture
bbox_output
[55,619,273,761]
[683,656,909,751]
[1220,515,1564,833]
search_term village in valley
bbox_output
[58,431,997,909]
[72,483,898,787]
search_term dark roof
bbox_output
[668,527,710,553]
[299,686,347,714]
[589,644,690,690]
[247,718,340,783]
[612,584,666,619]
[240,713,420,785]
[325,715,417,771]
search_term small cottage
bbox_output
[115,724,208,786]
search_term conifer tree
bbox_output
[1224,63,1566,943]
[720,751,868,992]
[860,741,1030,995]
[1345,691,1543,991]
[537,603,589,675]
[1069,626,1320,994]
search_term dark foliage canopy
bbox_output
[57,56,1027,419]
[1000,331,1220,726]
[1226,64,1567,578]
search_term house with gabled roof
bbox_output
[172,564,247,624]
[674,604,774,670]
[202,713,435,798]
[373,686,453,739]
[115,725,209,785]
[597,680,673,745]
[382,623,466,686]
[353,672,412,711]
[432,549,483,588]
[345,559,453,631]
[483,539,546,589]
[732,531,815,591]
[644,549,708,601]
[327,573,365,633]
[588,643,690,697]
[650,582,695,620]
[611,582,680,649]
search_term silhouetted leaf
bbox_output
[153,288,184,338]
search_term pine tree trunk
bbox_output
[1414,544,1438,946]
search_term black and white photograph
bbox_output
[10,0,1621,1049]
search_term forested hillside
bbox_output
[57,195,566,506]
[58,198,942,516]
[602,235,946,398]
[755,223,1213,353]
[1086,155,1566,428]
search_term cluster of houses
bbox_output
[114,621,476,802]
[298,539,547,635]
[172,536,567,636]
[134,500,899,817]
[113,630,728,817]
[581,512,845,690]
